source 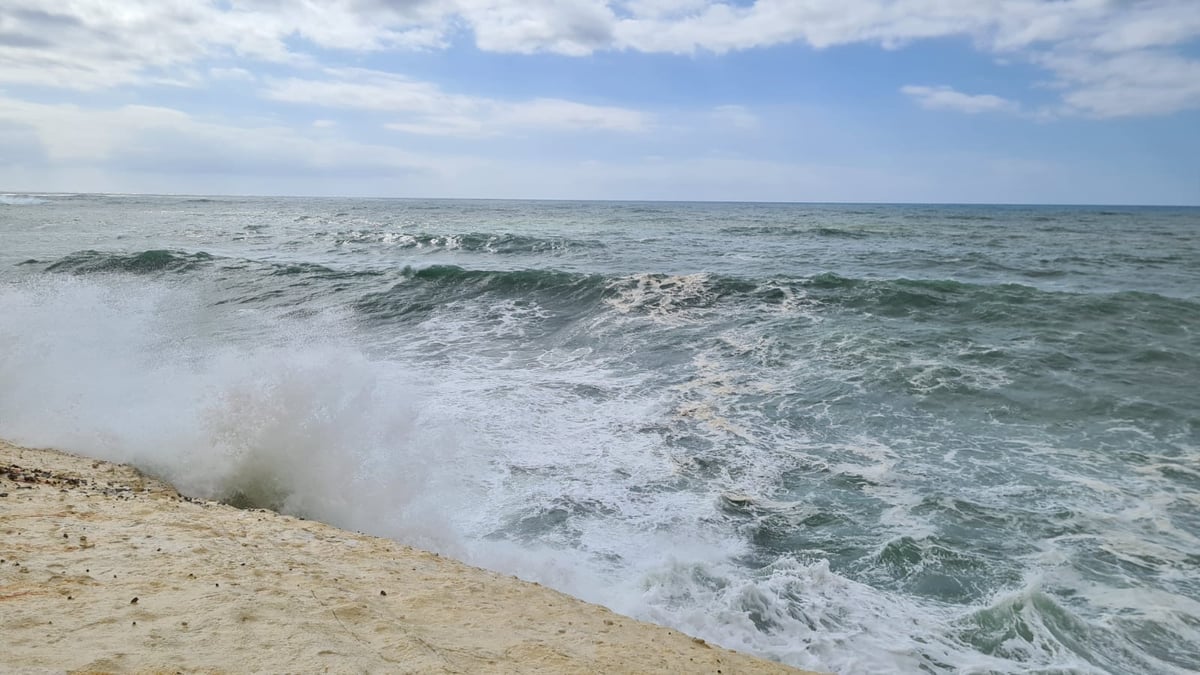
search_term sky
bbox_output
[0,1,1198,204]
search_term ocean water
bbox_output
[2,194,1198,674]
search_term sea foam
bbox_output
[4,271,1194,673]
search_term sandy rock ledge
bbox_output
[0,441,819,674]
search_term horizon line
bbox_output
[4,190,1198,209]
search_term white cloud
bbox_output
[497,98,647,132]
[0,0,446,89]
[264,70,454,116]
[209,67,255,82]
[0,94,867,200]
[0,1,1197,119]
[462,0,617,56]
[0,95,442,175]
[1039,50,1200,118]
[1083,2,1200,53]
[264,69,650,135]
[385,117,490,137]
[608,1,1200,117]
[901,85,1019,115]
[711,104,759,130]
[0,92,1189,203]
[618,0,712,20]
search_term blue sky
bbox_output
[0,1,1197,204]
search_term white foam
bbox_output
[604,272,720,324]
[0,276,460,550]
[4,274,1191,673]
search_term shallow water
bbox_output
[2,195,1198,673]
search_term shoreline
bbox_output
[1,440,817,673]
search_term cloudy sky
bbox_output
[1,1,1197,203]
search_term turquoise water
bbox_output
[2,194,1198,673]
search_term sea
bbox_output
[1,193,1198,674]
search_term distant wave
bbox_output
[354,265,606,322]
[719,225,874,238]
[0,195,47,205]
[44,249,215,274]
[940,214,996,222]
[37,249,1200,331]
[323,230,605,254]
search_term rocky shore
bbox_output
[0,440,816,674]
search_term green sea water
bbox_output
[2,194,1198,673]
